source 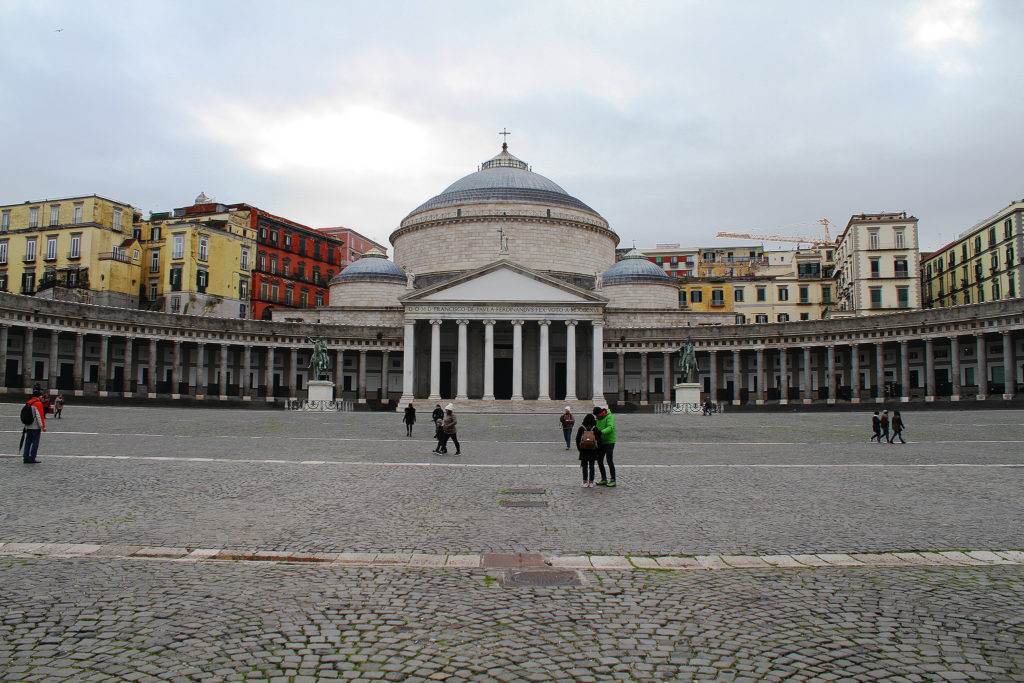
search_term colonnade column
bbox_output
[1002,332,1015,399]
[381,351,390,401]
[428,320,442,400]
[537,320,550,401]
[802,346,811,404]
[147,339,157,395]
[170,340,180,397]
[219,344,229,398]
[456,320,469,401]
[950,337,961,401]
[356,349,367,403]
[976,334,988,400]
[98,334,109,395]
[21,328,34,390]
[826,345,836,404]
[778,348,788,405]
[265,347,276,401]
[732,349,741,405]
[288,348,298,399]
[874,343,885,403]
[755,348,765,404]
[924,338,935,402]
[616,350,625,404]
[48,331,59,392]
[74,332,83,393]
[850,344,860,403]
[241,345,251,399]
[899,340,910,402]
[483,320,495,401]
[0,325,7,391]
[401,321,415,404]
[564,321,577,401]
[122,336,133,395]
[591,321,604,403]
[662,350,672,404]
[640,351,649,405]
[708,350,717,404]
[511,320,524,401]
[195,343,206,395]
[334,349,345,398]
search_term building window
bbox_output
[1,210,8,232]
[239,278,249,299]
[777,286,789,301]
[150,250,160,273]
[756,287,766,302]
[734,288,744,302]
[894,258,908,278]
[711,289,725,306]
[894,230,904,249]
[870,288,882,309]
[169,267,182,291]
[284,287,293,306]
[282,259,290,277]
[756,314,768,323]
[777,313,789,322]
[897,287,909,308]
[29,207,39,228]
[240,248,250,271]
[257,251,266,270]
[678,290,687,306]
[196,269,208,293]
[25,238,36,262]
[170,295,180,312]
[271,282,279,301]
[690,290,703,303]
[260,281,268,299]
[149,279,158,300]
[799,286,809,303]
[799,313,809,320]
[172,234,184,259]
[1005,218,1014,239]
[22,270,36,293]
[0,240,7,265]
[993,280,1001,299]
[1007,246,1015,269]
[989,227,997,248]
[270,230,278,244]
[298,237,305,254]
[870,259,880,278]
[974,235,982,254]
[299,289,308,307]
[73,203,82,224]
[964,289,971,304]
[978,284,985,302]
[735,314,746,324]
[269,254,277,274]
[869,231,878,249]
[151,225,161,241]
[821,285,832,303]
[49,205,60,227]
[315,292,324,307]
[990,253,999,272]
[69,234,81,259]
[239,304,247,318]
[198,235,209,262]
[45,236,57,261]
[284,234,291,248]
[297,261,305,279]
[113,207,123,232]
[1008,276,1016,298]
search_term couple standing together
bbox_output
[560,406,617,488]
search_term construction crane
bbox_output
[717,219,836,246]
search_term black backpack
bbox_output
[19,401,35,426]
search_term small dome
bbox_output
[330,248,406,284]
[602,248,670,284]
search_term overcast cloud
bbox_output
[1,0,1021,252]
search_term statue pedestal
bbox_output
[674,382,701,406]
[307,380,334,402]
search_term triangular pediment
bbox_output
[402,260,605,304]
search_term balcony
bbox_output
[98,251,133,263]
[894,270,909,278]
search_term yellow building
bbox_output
[697,245,765,278]
[679,278,733,314]
[0,195,142,306]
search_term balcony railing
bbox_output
[98,251,134,263]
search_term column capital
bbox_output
[429,318,443,326]
[564,320,578,327]
[592,320,605,328]
[483,319,496,326]
[538,319,551,327]
[511,319,525,326]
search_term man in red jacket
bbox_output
[22,388,46,463]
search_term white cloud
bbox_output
[907,0,980,51]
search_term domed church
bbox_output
[287,143,729,407]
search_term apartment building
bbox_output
[834,212,921,315]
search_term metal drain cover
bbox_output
[500,488,546,495]
[501,569,583,587]
[500,500,547,508]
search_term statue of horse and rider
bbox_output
[306,337,331,381]
[678,340,698,383]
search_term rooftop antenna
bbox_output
[498,127,511,150]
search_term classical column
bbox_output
[802,346,812,403]
[640,351,649,405]
[171,340,180,396]
[483,320,495,401]
[74,332,84,392]
[22,328,34,390]
[99,334,110,394]
[732,349,742,404]
[826,345,836,404]
[122,336,133,394]
[455,319,469,400]
[1002,332,1015,400]
[924,338,935,402]
[899,340,910,402]
[950,337,961,401]
[147,339,157,395]
[778,348,788,405]
[47,331,59,392]
[335,349,345,397]
[708,350,718,404]
[511,319,524,401]
[219,344,229,397]
[401,320,415,404]
[874,342,885,403]
[380,350,390,402]
[241,345,251,398]
[976,334,988,400]
[591,321,604,403]
[195,342,206,395]
[429,319,442,400]
[755,348,765,404]
[564,321,577,401]
[662,350,672,404]
[537,319,550,401]
[616,350,626,404]
[286,347,296,398]
[850,344,860,403]
[265,346,276,401]
[357,349,367,403]
[0,325,8,390]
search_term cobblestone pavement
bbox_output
[1,406,1023,681]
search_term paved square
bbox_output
[1,405,1023,680]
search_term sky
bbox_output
[1,0,1021,253]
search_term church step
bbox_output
[408,399,600,414]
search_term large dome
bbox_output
[602,248,671,284]
[405,144,598,216]
[329,248,406,284]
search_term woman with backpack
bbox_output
[559,406,575,450]
[20,388,46,464]
[575,412,601,487]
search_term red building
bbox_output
[316,226,388,267]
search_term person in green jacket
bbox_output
[593,406,617,487]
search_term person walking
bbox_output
[593,406,617,487]
[441,403,460,456]
[879,410,890,445]
[870,411,881,442]
[53,394,64,419]
[889,410,906,444]
[403,403,416,436]
[21,388,46,464]
[559,406,575,450]
[575,412,601,487]
[431,403,446,453]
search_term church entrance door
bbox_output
[440,361,452,398]
[494,358,513,399]
[554,362,566,400]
